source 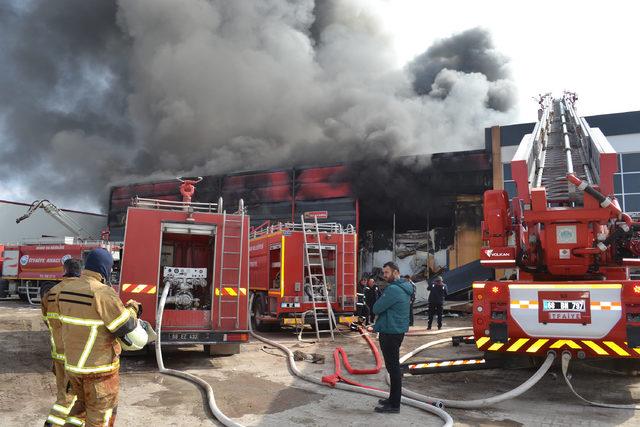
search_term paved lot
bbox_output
[1,300,639,426]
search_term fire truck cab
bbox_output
[118,191,250,355]
[249,219,357,331]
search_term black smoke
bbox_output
[408,27,516,112]
[0,1,516,211]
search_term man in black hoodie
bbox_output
[427,276,447,330]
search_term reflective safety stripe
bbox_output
[487,342,504,351]
[46,415,66,426]
[506,338,530,352]
[66,416,85,426]
[472,283,485,289]
[581,340,609,355]
[59,316,104,326]
[148,286,157,294]
[104,408,113,426]
[603,341,630,356]
[52,396,77,415]
[65,360,120,375]
[45,314,66,361]
[106,310,130,332]
[131,284,146,294]
[549,340,581,350]
[526,339,549,353]
[508,284,622,289]
[475,336,490,348]
[77,326,98,368]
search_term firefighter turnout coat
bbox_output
[53,270,137,376]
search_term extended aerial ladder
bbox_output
[15,199,97,241]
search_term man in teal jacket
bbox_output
[372,261,413,413]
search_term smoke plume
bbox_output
[0,0,517,210]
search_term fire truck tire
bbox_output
[204,343,240,356]
[39,281,56,299]
[0,280,8,298]
[252,298,272,332]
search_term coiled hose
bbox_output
[390,330,557,409]
[155,283,243,427]
[248,295,454,426]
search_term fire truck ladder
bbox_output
[301,214,337,340]
[341,224,357,311]
[217,200,246,329]
[532,94,596,205]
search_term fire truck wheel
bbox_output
[39,281,57,299]
[0,280,8,298]
[252,303,267,332]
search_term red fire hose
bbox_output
[321,327,384,390]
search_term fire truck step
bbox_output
[401,357,504,375]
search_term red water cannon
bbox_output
[177,176,203,204]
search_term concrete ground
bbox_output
[1,300,640,426]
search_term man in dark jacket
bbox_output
[372,262,413,414]
[364,278,379,324]
[404,275,416,327]
[427,275,447,330]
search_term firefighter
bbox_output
[41,258,83,427]
[54,248,147,427]
[427,275,447,330]
[356,277,369,321]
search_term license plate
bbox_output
[543,300,585,311]
[538,291,591,324]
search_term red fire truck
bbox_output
[475,93,640,359]
[0,238,121,301]
[249,214,357,333]
[118,178,250,354]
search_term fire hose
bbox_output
[561,352,640,410]
[387,327,557,409]
[155,282,243,427]
[320,326,383,390]
[248,295,454,426]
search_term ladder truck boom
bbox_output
[15,199,96,240]
[475,93,640,360]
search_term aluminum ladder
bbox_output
[301,214,336,340]
[217,201,245,328]
[341,224,357,312]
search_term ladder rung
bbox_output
[222,267,240,270]
[219,316,238,319]
[224,235,241,238]
[223,251,241,255]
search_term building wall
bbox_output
[0,200,106,244]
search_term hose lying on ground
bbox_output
[388,328,557,409]
[320,326,383,390]
[155,283,243,427]
[561,352,640,410]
